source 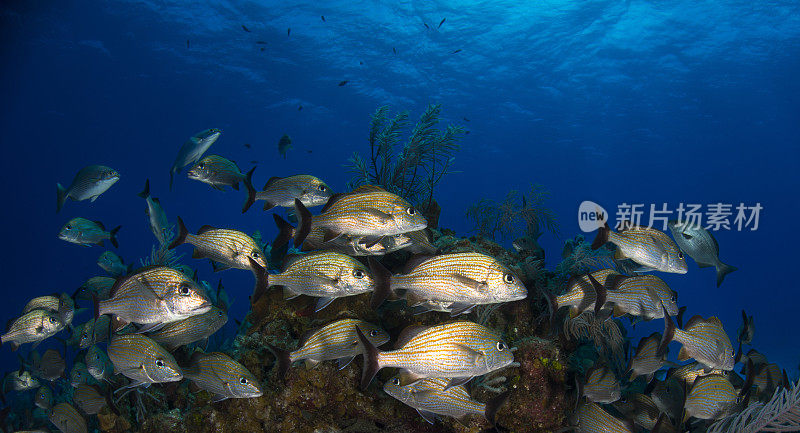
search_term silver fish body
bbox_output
[22,293,75,329]
[170,128,221,189]
[383,376,505,424]
[34,385,53,410]
[3,370,40,393]
[668,220,736,287]
[58,218,120,248]
[683,374,738,421]
[107,333,183,386]
[187,155,246,190]
[48,402,87,433]
[0,309,64,349]
[600,274,678,320]
[243,173,332,213]
[85,345,111,381]
[661,314,735,371]
[576,401,634,433]
[169,217,266,272]
[583,366,621,403]
[592,222,687,274]
[147,305,227,351]
[97,251,128,276]
[288,319,389,368]
[56,165,119,213]
[183,351,262,402]
[138,180,171,245]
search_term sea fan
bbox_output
[466,185,559,242]
[708,379,800,433]
[563,312,627,376]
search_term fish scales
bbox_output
[605,275,676,318]
[577,401,633,433]
[148,306,227,350]
[314,191,414,235]
[685,375,737,420]
[107,334,182,385]
[674,317,733,369]
[556,269,617,308]
[184,352,261,400]
[396,254,495,300]
[406,378,484,414]
[291,319,384,362]
[49,402,87,433]
[271,252,371,297]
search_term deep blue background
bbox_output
[1,0,798,378]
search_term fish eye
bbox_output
[503,273,515,284]
[251,250,260,259]
[155,359,165,367]
[392,377,401,386]
[318,185,327,191]
[678,252,684,259]
[406,207,416,216]
[496,342,506,352]
[179,284,191,295]
[352,269,365,279]
[239,377,248,385]
[65,224,72,230]
[369,330,379,337]
[217,311,224,317]
[198,163,205,169]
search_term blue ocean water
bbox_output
[1,0,799,425]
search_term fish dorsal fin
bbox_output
[683,315,705,331]
[263,176,282,190]
[351,185,385,194]
[281,254,304,270]
[153,197,161,204]
[706,316,724,329]
[94,221,106,230]
[677,347,690,361]
[320,193,346,213]
[395,325,430,349]
[197,225,217,235]
[402,254,435,274]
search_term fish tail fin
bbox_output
[293,199,312,248]
[355,326,379,390]
[168,216,188,250]
[677,306,686,329]
[539,287,558,334]
[590,222,610,250]
[587,273,606,315]
[248,257,269,306]
[169,168,175,191]
[715,262,737,287]
[368,258,392,309]
[109,226,121,248]
[266,343,290,381]
[241,167,257,213]
[658,304,675,357]
[484,390,510,426]
[138,179,150,199]
[56,183,67,213]
[272,214,295,249]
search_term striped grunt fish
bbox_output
[73,384,112,415]
[58,218,121,248]
[301,228,414,256]
[85,344,111,381]
[356,321,514,390]
[582,365,621,403]
[182,351,262,402]
[34,385,53,410]
[541,269,618,322]
[628,332,671,383]
[683,374,738,421]
[97,251,129,277]
[69,362,91,388]
[0,309,64,350]
[97,266,212,331]
[242,172,332,213]
[270,319,389,378]
[137,179,171,246]
[383,376,509,425]
[170,128,221,191]
[594,274,679,320]
[74,277,115,301]
[147,305,227,351]
[187,155,250,191]
[169,217,266,272]
[30,349,66,382]
[22,293,75,330]
[575,400,634,433]
[77,316,110,349]
[274,185,427,248]
[48,402,87,433]
[107,333,182,387]
[56,165,119,213]
[250,251,376,312]
[591,222,687,274]
[660,311,735,371]
[375,252,527,316]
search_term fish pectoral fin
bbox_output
[364,208,394,223]
[210,394,229,403]
[135,322,166,334]
[697,262,714,268]
[304,359,321,369]
[132,277,164,302]
[398,370,424,386]
[359,236,385,248]
[210,261,231,272]
[282,288,301,300]
[677,347,691,362]
[90,195,99,202]
[448,302,475,316]
[450,274,487,293]
[443,376,473,390]
[322,230,343,243]
[454,344,484,365]
[314,297,336,312]
[416,409,438,424]
[336,356,355,370]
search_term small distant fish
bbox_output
[148,304,228,351]
[0,309,64,351]
[736,309,754,361]
[668,220,736,287]
[74,277,115,301]
[582,365,621,403]
[85,345,111,381]
[270,319,389,377]
[137,179,171,246]
[250,160,258,164]
[392,47,397,55]
[241,24,250,32]
[48,402,87,433]
[76,316,110,349]
[359,60,364,65]
[576,400,634,433]
[34,385,53,410]
[22,293,75,329]
[628,332,670,383]
[260,47,265,52]
[170,216,266,272]
[438,18,446,28]
[97,266,212,330]
[384,376,509,425]
[56,165,119,213]
[107,333,183,387]
[451,49,461,54]
[97,251,129,276]
[2,370,39,394]
[660,312,735,371]
[58,218,120,248]
[255,41,267,45]
[356,321,514,390]
[683,374,738,421]
[73,384,112,415]
[423,23,430,29]
[287,27,291,36]
[251,251,376,311]
[462,117,470,122]
[338,80,348,87]
[186,39,190,49]
[278,134,292,158]
[297,105,303,111]
[242,173,332,213]
[69,362,90,388]
[31,349,66,381]
[187,155,250,191]
[592,222,687,274]
[244,143,251,148]
[170,128,222,190]
[321,15,325,22]
[183,351,262,402]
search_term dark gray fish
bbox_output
[583,365,621,403]
[48,402,87,433]
[278,134,292,158]
[170,128,221,190]
[241,24,250,32]
[287,27,291,36]
[58,218,120,248]
[56,165,119,213]
[34,385,53,410]
[0,309,64,350]
[667,220,736,286]
[138,179,171,246]
[451,49,461,54]
[187,155,249,191]
[77,316,110,349]
[107,334,183,387]
[69,362,91,388]
[737,309,754,345]
[32,349,66,381]
[321,15,325,22]
[85,345,111,381]
[438,18,446,28]
[73,384,109,415]
[74,277,115,301]
[97,251,129,276]
[338,80,348,87]
[183,351,262,402]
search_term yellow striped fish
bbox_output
[0,309,63,350]
[596,274,679,320]
[668,361,725,388]
[376,252,527,316]
[628,332,670,383]
[242,173,332,213]
[73,384,111,415]
[582,365,621,403]
[356,321,514,390]
[48,402,87,433]
[541,269,618,321]
[591,222,687,274]
[383,376,509,425]
[752,362,785,397]
[575,400,634,433]
[2,369,39,393]
[147,305,227,351]
[683,374,738,421]
[613,393,660,430]
[275,185,427,248]
[270,319,389,378]
[34,385,53,410]
[169,217,266,272]
[23,293,75,329]
[183,351,262,402]
[251,251,376,312]
[187,155,249,191]
[97,266,212,330]
[661,313,735,371]
[107,333,182,387]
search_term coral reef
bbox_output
[466,184,560,243]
